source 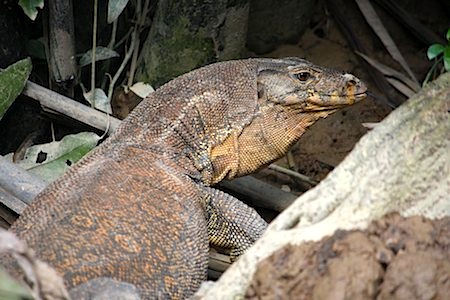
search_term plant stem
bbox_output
[101,20,119,91]
[108,20,118,49]
[268,164,318,185]
[127,0,150,87]
[107,33,136,102]
[127,34,140,87]
[115,28,133,48]
[90,0,98,107]
[423,56,443,86]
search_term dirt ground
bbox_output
[246,213,450,299]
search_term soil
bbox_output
[245,213,450,299]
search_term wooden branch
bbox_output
[0,187,25,216]
[208,251,231,277]
[0,157,46,206]
[0,157,45,224]
[268,164,318,185]
[23,81,121,135]
[47,0,77,95]
[219,176,297,212]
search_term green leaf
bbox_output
[18,0,44,21]
[83,88,112,113]
[446,28,450,42]
[108,0,130,24]
[444,47,450,72]
[6,132,101,183]
[0,58,32,120]
[427,44,445,60]
[0,268,33,300]
[79,47,120,67]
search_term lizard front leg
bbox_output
[199,186,268,260]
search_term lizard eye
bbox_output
[295,72,311,81]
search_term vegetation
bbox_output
[425,28,450,83]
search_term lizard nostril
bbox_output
[347,79,357,87]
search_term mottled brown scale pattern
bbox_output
[202,186,267,259]
[3,58,366,299]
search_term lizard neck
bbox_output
[207,104,335,184]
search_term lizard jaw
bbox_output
[354,92,367,102]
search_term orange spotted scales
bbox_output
[3,58,366,298]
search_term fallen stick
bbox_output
[23,81,121,135]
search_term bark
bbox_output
[47,0,77,96]
[194,72,450,299]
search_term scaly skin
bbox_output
[4,58,366,299]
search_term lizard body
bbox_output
[4,58,366,298]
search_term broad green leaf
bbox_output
[6,132,101,183]
[129,82,154,98]
[446,28,450,41]
[18,0,44,21]
[79,47,119,67]
[0,268,33,300]
[108,0,130,23]
[427,44,445,60]
[444,47,450,72]
[0,58,32,120]
[83,88,112,113]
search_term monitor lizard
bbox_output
[3,58,367,299]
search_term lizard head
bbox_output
[256,57,367,111]
[208,57,367,184]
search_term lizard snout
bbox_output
[343,74,367,104]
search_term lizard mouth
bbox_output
[348,91,367,105]
[354,92,367,101]
[298,90,367,112]
[346,80,368,104]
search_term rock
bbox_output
[247,0,316,54]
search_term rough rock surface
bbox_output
[245,213,450,299]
